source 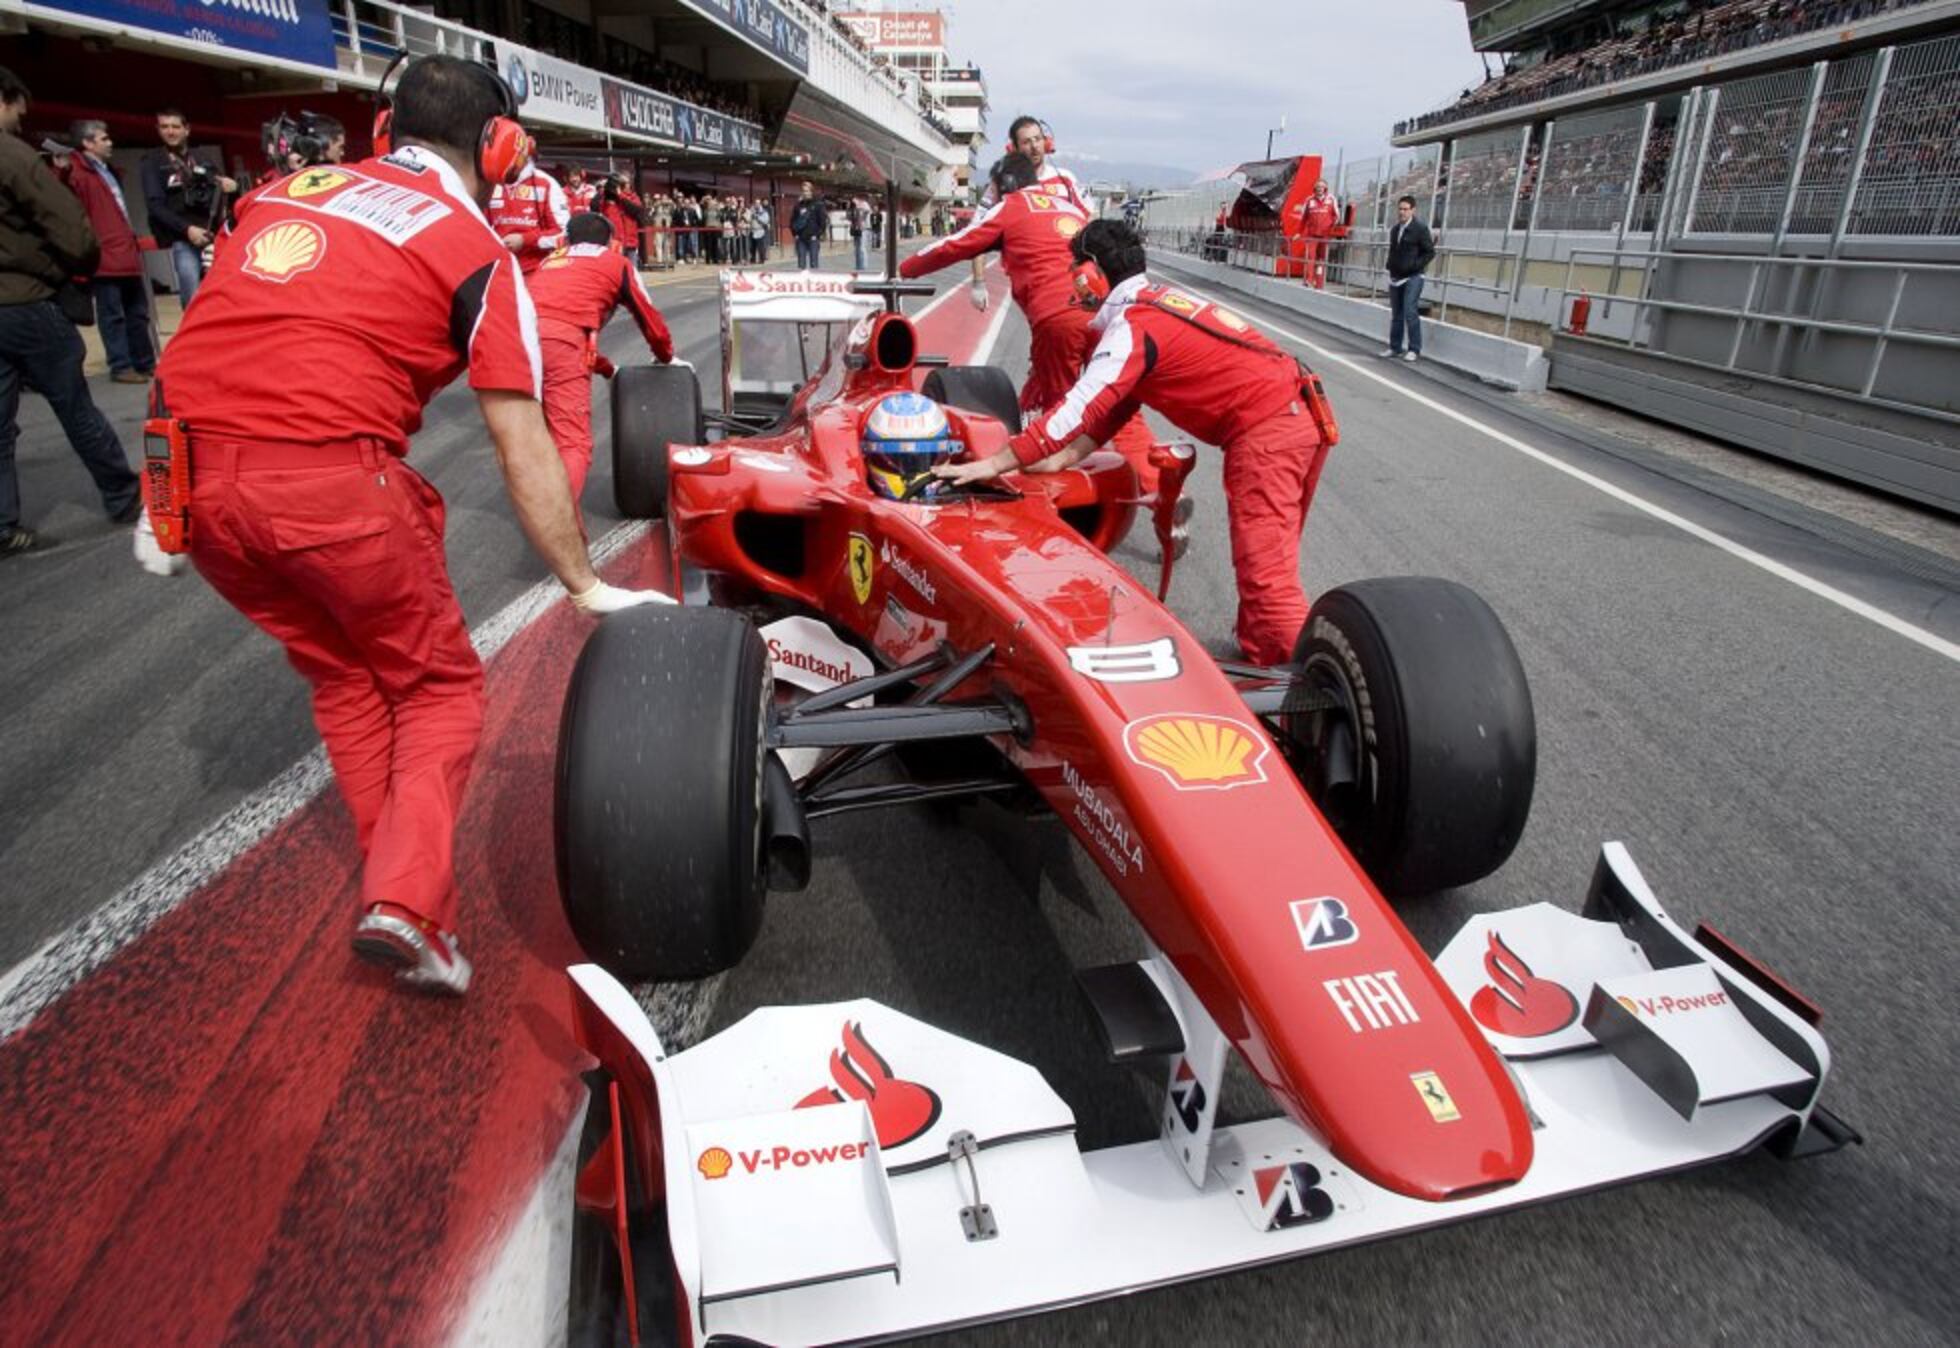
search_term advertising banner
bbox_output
[602,78,765,157]
[680,0,809,74]
[836,11,944,50]
[495,39,606,133]
[29,0,336,70]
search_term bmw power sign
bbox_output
[491,39,605,131]
[504,52,529,107]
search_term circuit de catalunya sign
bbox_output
[33,0,336,69]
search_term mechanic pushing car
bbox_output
[145,54,666,997]
[901,152,1156,487]
[525,211,677,514]
[936,219,1338,666]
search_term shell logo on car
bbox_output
[697,1146,733,1180]
[242,221,327,284]
[1123,713,1269,791]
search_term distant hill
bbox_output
[1046,155,1198,193]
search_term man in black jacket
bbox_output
[790,181,827,270]
[1381,194,1435,362]
[0,67,140,556]
[139,107,236,308]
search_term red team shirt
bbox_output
[486,164,569,271]
[900,184,1090,327]
[158,148,542,453]
[1010,275,1305,465]
[526,242,674,360]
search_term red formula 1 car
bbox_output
[555,235,1854,1345]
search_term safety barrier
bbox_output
[1145,246,1551,392]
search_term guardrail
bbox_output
[1553,245,1960,421]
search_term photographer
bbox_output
[598,172,644,268]
[256,111,346,185]
[140,108,236,307]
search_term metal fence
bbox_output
[1441,127,1528,231]
[1534,105,1650,232]
[1688,66,1817,234]
[1847,33,1960,235]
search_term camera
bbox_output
[181,165,220,214]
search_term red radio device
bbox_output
[140,417,193,553]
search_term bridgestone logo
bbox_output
[200,0,303,21]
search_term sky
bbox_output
[933,0,1489,179]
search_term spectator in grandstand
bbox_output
[791,181,827,269]
[141,108,237,307]
[0,68,142,558]
[934,220,1335,667]
[151,54,665,995]
[1381,194,1434,362]
[527,211,675,517]
[55,120,154,384]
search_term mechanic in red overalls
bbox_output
[1301,179,1341,290]
[562,165,597,216]
[527,212,677,511]
[901,153,1155,489]
[934,220,1336,666]
[487,157,567,273]
[148,56,665,996]
[967,115,1091,311]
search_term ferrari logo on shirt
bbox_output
[1158,290,1200,314]
[1027,192,1054,210]
[241,220,327,283]
[847,533,875,605]
[285,169,350,198]
[1411,1071,1462,1123]
[1054,216,1082,239]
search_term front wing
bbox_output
[569,844,1849,1345]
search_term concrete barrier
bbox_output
[1146,248,1550,393]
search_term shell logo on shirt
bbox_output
[242,220,327,284]
[1215,307,1249,331]
[1054,215,1082,239]
[285,168,349,199]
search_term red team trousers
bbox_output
[1221,408,1333,666]
[539,322,596,503]
[188,439,484,930]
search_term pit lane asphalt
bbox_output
[4,254,1956,1347]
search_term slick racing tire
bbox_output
[556,605,771,980]
[612,362,704,520]
[1286,577,1535,895]
[923,366,1023,434]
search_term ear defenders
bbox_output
[1069,257,1109,309]
[1004,118,1055,157]
[371,50,532,186]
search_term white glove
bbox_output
[968,280,990,312]
[133,508,188,577]
[569,579,675,614]
[666,356,693,370]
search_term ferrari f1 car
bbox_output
[556,229,1856,1345]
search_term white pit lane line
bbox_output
[0,520,652,1042]
[1171,279,1960,667]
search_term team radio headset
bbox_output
[1004,118,1055,157]
[139,52,534,554]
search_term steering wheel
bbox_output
[899,472,1021,503]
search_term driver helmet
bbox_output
[860,392,964,500]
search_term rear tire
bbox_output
[611,363,704,520]
[1285,578,1535,895]
[923,365,1023,434]
[556,605,771,979]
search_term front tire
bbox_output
[611,363,704,520]
[1286,578,1535,895]
[556,605,771,979]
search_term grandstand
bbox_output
[1283,0,1960,511]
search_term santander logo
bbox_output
[1469,931,1579,1038]
[794,1021,942,1149]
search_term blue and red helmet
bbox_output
[861,392,964,500]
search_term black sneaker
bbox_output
[0,528,40,557]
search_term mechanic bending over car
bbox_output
[526,211,678,522]
[936,220,1338,666]
[899,152,1155,490]
[142,54,668,997]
